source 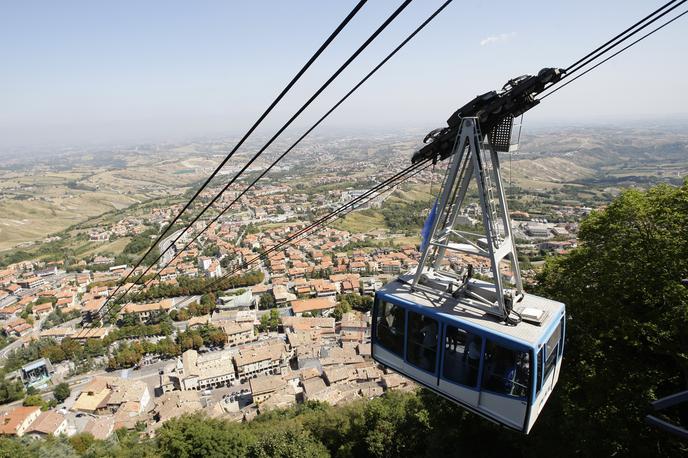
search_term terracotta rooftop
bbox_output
[72,327,109,340]
[282,316,335,332]
[121,299,173,314]
[290,297,336,314]
[234,341,286,367]
[83,298,106,312]
[26,411,66,435]
[0,406,41,435]
[249,374,287,396]
[83,416,114,440]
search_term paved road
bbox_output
[168,295,201,331]
[0,314,49,359]
[159,229,184,265]
[234,228,246,247]
[173,295,201,308]
[172,321,187,331]
[0,337,27,359]
[259,262,270,284]
[0,271,77,359]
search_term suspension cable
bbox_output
[197,161,433,294]
[564,0,686,79]
[139,0,453,294]
[99,0,368,314]
[197,0,688,297]
[540,7,688,100]
[565,0,681,74]
[117,160,429,306]
[97,1,420,319]
[101,1,687,316]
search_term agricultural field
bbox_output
[0,146,218,252]
[331,209,386,234]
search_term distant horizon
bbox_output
[2,112,688,158]
[2,1,687,153]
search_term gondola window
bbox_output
[375,301,405,357]
[406,311,438,373]
[442,325,481,387]
[482,340,530,398]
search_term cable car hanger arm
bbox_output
[411,67,565,164]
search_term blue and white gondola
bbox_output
[372,275,565,433]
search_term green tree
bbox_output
[351,391,431,458]
[338,293,373,313]
[60,338,84,361]
[331,301,351,322]
[192,334,204,349]
[179,336,194,352]
[68,433,95,454]
[156,338,181,359]
[0,437,32,458]
[535,182,688,457]
[220,254,236,269]
[123,228,159,255]
[84,339,104,357]
[200,292,216,308]
[32,436,78,457]
[0,335,14,352]
[0,376,24,404]
[258,309,280,332]
[119,312,141,327]
[53,382,71,403]
[23,394,47,409]
[159,320,174,336]
[176,308,191,321]
[36,296,56,305]
[201,245,220,257]
[207,328,227,348]
[259,293,276,310]
[156,414,253,458]
[247,425,328,458]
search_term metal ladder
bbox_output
[476,122,502,249]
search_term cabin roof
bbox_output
[379,275,564,347]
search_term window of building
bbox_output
[375,301,405,357]
[481,340,530,398]
[442,325,481,387]
[406,311,438,373]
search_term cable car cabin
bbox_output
[372,275,565,434]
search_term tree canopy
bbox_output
[53,382,71,403]
[534,181,688,456]
[258,309,280,332]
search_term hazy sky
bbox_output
[1,0,687,150]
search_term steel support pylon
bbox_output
[412,117,523,322]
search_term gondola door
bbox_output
[477,339,530,431]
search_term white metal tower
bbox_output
[412,117,525,323]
